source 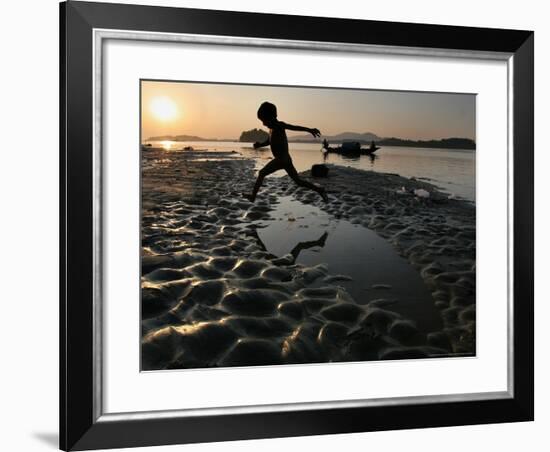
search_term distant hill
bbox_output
[294,133,475,150]
[239,128,270,143]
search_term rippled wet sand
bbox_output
[141,149,475,370]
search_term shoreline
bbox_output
[142,139,476,152]
[141,148,475,370]
[142,143,476,203]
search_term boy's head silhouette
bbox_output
[257,101,277,127]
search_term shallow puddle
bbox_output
[257,196,442,334]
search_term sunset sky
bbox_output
[141,80,476,141]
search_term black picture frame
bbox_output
[60,1,534,450]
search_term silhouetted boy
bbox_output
[245,101,328,202]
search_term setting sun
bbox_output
[150,96,178,121]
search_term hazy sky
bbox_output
[141,80,475,141]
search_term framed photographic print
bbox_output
[60,1,534,450]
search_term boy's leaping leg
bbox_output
[285,164,329,202]
[244,159,284,202]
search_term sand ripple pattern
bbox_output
[141,149,474,370]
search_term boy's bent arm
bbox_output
[254,138,270,149]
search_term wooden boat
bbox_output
[322,139,380,155]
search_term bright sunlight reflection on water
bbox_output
[160,140,174,151]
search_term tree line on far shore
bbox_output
[376,137,475,150]
[238,129,475,150]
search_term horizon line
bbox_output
[143,132,477,143]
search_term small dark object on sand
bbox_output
[312,164,329,178]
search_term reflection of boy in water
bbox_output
[245,102,328,203]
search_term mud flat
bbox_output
[141,148,475,370]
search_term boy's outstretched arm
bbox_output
[280,122,321,138]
